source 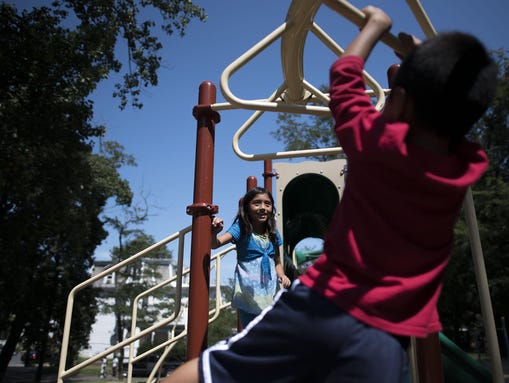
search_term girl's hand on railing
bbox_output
[211,216,224,235]
[278,274,292,288]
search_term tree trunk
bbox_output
[0,315,26,382]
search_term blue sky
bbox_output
[89,0,509,281]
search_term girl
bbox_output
[211,187,291,328]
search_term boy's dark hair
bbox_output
[393,31,498,142]
[235,186,278,244]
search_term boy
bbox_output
[163,5,497,383]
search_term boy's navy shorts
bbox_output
[199,280,409,383]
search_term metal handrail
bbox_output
[57,223,236,383]
[57,227,192,382]
[129,245,236,383]
[126,227,189,383]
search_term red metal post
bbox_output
[263,160,274,194]
[186,81,220,359]
[415,333,444,383]
[246,176,257,191]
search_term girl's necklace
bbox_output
[253,232,270,250]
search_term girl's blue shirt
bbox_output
[227,221,283,314]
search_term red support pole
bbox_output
[246,176,257,191]
[186,81,220,359]
[263,160,274,194]
[415,333,444,383]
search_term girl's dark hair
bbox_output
[393,31,498,142]
[235,187,278,244]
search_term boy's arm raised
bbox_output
[342,6,392,61]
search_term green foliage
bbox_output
[89,141,136,206]
[168,340,187,362]
[0,4,118,376]
[272,113,339,162]
[208,307,237,346]
[50,0,206,109]
[470,49,509,182]
[271,85,341,162]
[206,284,236,346]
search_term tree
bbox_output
[42,0,206,110]
[208,284,237,346]
[0,1,206,381]
[271,85,339,162]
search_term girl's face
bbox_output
[247,193,273,225]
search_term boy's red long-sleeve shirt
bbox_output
[299,55,488,337]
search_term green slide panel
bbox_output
[440,332,492,383]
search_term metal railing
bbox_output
[57,224,236,383]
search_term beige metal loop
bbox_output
[218,0,439,112]
[218,0,410,162]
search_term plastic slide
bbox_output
[440,332,492,383]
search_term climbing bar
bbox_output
[405,0,437,38]
[322,0,408,56]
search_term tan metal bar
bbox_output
[142,247,235,383]
[280,0,322,102]
[405,0,437,38]
[126,227,189,383]
[321,0,407,56]
[463,189,505,383]
[57,227,192,382]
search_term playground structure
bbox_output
[57,1,505,382]
[273,159,346,275]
